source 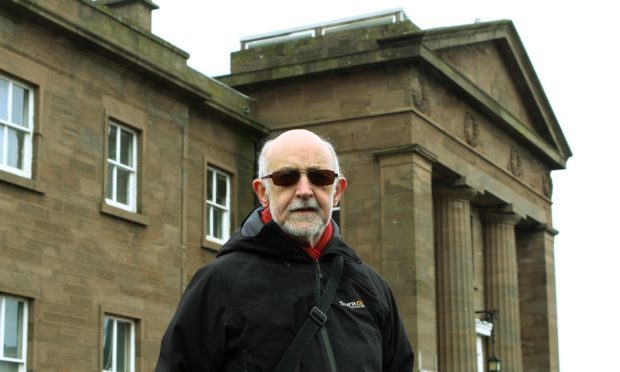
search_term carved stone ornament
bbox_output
[509,146,523,177]
[543,172,553,198]
[463,112,479,147]
[411,79,429,114]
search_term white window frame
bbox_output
[476,334,485,372]
[0,295,29,372]
[475,318,493,372]
[102,315,135,372]
[206,166,231,244]
[105,122,138,213]
[0,75,34,178]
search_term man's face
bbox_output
[253,131,346,246]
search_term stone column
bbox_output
[435,185,478,372]
[376,145,437,371]
[517,224,560,372]
[483,212,523,372]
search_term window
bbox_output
[331,205,341,227]
[0,295,28,372]
[105,122,138,212]
[0,75,33,178]
[206,166,231,244]
[102,315,135,372]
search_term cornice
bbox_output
[222,21,569,169]
[372,143,438,164]
[3,0,262,131]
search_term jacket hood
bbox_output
[217,207,361,263]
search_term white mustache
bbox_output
[287,199,320,213]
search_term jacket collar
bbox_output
[217,207,360,263]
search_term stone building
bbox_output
[0,0,266,370]
[221,9,571,372]
[0,1,570,371]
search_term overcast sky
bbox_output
[152,1,619,370]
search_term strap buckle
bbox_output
[309,306,327,325]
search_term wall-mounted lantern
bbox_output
[476,310,501,372]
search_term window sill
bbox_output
[0,171,44,194]
[202,237,224,252]
[100,202,149,226]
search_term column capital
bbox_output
[434,185,478,201]
[482,210,522,226]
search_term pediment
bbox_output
[437,41,537,133]
[417,21,571,168]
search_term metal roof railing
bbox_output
[240,8,407,50]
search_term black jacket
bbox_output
[156,208,414,371]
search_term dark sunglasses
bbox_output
[262,169,338,187]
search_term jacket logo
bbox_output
[339,300,365,309]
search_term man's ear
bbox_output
[252,179,270,207]
[332,177,347,206]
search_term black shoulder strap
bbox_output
[273,255,344,372]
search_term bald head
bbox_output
[258,129,340,180]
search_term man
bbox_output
[156,129,414,371]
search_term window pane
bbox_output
[102,318,113,371]
[216,173,228,205]
[116,321,131,372]
[11,84,28,128]
[212,207,223,239]
[3,299,24,359]
[108,125,117,161]
[116,168,131,205]
[207,169,214,202]
[106,164,114,200]
[120,129,133,167]
[0,79,8,121]
[0,126,4,163]
[205,205,210,237]
[7,127,25,169]
[0,361,19,372]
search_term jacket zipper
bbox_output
[314,259,339,372]
[314,259,324,294]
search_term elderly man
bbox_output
[156,129,414,371]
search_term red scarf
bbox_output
[260,208,332,260]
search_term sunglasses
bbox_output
[262,169,338,187]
